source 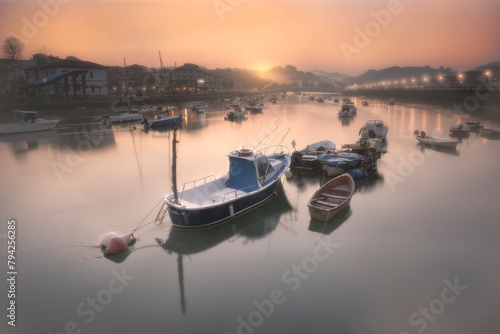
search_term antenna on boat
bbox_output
[172,128,180,204]
[274,127,291,153]
[252,126,278,152]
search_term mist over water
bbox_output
[1,94,499,334]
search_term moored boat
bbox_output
[464,121,484,132]
[307,173,355,222]
[338,104,355,117]
[162,145,291,228]
[290,140,336,172]
[143,115,182,128]
[0,110,60,135]
[191,104,208,113]
[416,131,458,149]
[449,123,470,136]
[359,120,389,142]
[480,128,500,138]
[226,107,247,120]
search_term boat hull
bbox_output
[149,116,182,127]
[307,173,355,222]
[0,119,59,135]
[168,178,282,227]
[416,136,458,149]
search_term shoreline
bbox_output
[345,88,500,120]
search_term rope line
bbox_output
[132,198,164,232]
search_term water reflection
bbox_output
[417,142,460,156]
[0,131,46,156]
[339,114,355,126]
[308,207,352,235]
[155,187,293,314]
[156,187,292,256]
[56,123,116,152]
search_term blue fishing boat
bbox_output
[158,132,291,227]
[148,115,182,127]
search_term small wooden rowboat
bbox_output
[307,173,355,222]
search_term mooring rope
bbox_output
[132,198,164,232]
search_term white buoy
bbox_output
[100,232,118,247]
[285,170,293,179]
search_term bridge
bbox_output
[259,81,343,94]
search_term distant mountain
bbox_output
[211,65,332,90]
[473,61,500,71]
[353,66,455,84]
[311,70,348,81]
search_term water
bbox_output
[1,95,499,334]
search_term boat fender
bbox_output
[229,204,234,217]
[348,169,365,179]
[285,170,293,179]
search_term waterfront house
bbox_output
[27,57,108,97]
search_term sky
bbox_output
[0,0,499,76]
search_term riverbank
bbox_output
[345,88,500,119]
[0,91,261,121]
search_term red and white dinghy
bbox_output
[101,233,135,255]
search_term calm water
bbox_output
[1,95,500,334]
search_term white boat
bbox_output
[449,123,470,136]
[226,107,247,120]
[0,111,60,135]
[416,131,458,149]
[480,128,500,138]
[464,121,483,132]
[191,104,208,113]
[362,101,369,106]
[359,120,389,142]
[155,130,291,228]
[338,103,356,117]
[387,98,396,105]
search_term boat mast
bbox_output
[172,128,180,204]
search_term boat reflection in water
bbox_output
[155,187,294,313]
[309,206,352,235]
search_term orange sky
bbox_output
[1,0,499,75]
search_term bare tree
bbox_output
[2,36,24,60]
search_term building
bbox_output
[27,57,108,97]
[107,64,171,96]
[172,63,233,94]
[0,59,35,95]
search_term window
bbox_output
[256,157,273,177]
[89,71,94,78]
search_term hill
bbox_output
[353,66,455,84]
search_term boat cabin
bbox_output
[226,149,281,191]
[13,111,38,123]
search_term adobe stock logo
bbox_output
[9,0,71,44]
[340,0,405,64]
